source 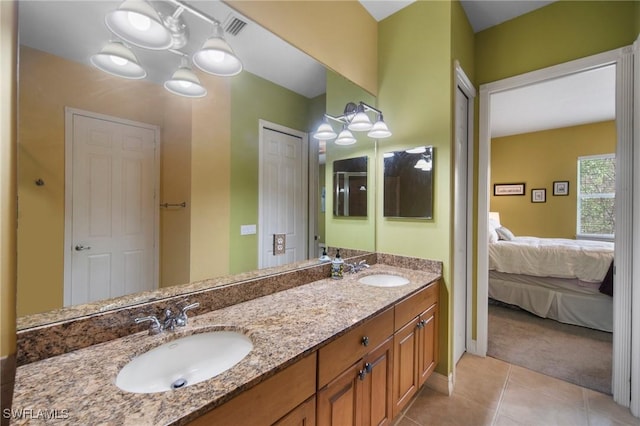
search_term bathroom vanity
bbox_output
[12,257,441,425]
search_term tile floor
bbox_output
[394,354,640,426]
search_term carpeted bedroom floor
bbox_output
[487,299,613,395]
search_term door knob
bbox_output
[75,244,92,251]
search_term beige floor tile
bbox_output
[392,415,421,426]
[498,380,588,426]
[585,389,640,426]
[453,354,511,409]
[508,364,585,406]
[493,413,529,426]
[404,387,496,426]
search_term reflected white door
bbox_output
[67,111,158,305]
[259,124,308,269]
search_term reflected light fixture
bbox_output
[164,56,207,98]
[314,101,391,145]
[335,125,357,145]
[105,0,174,50]
[193,22,243,77]
[90,41,146,79]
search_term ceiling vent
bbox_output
[223,15,247,36]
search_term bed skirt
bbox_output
[489,272,613,332]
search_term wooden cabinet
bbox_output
[392,281,439,417]
[274,396,316,426]
[188,353,316,426]
[317,337,393,426]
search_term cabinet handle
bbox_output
[364,362,372,373]
[358,369,367,381]
[361,336,369,347]
[416,321,424,329]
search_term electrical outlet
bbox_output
[273,233,286,255]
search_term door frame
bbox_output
[257,119,309,269]
[474,46,635,408]
[453,61,476,365]
[63,107,160,306]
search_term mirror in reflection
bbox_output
[383,146,434,219]
[333,156,368,217]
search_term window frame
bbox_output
[576,153,616,241]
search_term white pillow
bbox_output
[488,218,500,243]
[496,226,515,241]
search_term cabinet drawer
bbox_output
[394,280,439,331]
[318,308,393,388]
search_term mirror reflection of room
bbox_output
[333,157,368,217]
[383,146,434,219]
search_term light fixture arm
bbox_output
[165,0,221,26]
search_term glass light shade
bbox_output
[347,111,373,131]
[164,66,207,98]
[90,41,146,79]
[421,161,433,171]
[335,127,356,145]
[314,121,337,141]
[193,34,243,76]
[367,119,392,139]
[105,0,173,50]
[414,159,429,169]
[383,152,395,158]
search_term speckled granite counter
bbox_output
[12,264,440,425]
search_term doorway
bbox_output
[474,47,635,408]
[258,120,309,269]
[64,108,159,306]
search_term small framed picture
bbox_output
[494,183,526,196]
[553,181,569,196]
[531,188,546,203]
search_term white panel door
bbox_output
[70,114,156,305]
[260,127,306,268]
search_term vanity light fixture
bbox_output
[90,41,147,79]
[164,56,207,98]
[406,146,427,154]
[314,101,392,144]
[413,150,433,171]
[94,0,245,96]
[193,22,243,76]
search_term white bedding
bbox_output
[489,236,614,283]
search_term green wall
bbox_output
[229,71,315,274]
[377,0,466,375]
[325,70,377,252]
[491,121,616,238]
[475,1,638,84]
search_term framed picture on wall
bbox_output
[531,188,546,203]
[494,183,526,196]
[553,181,569,196]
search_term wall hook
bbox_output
[35,179,45,186]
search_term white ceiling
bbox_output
[18,0,327,99]
[490,65,616,138]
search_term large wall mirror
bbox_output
[16,0,376,326]
[333,156,368,217]
[383,146,434,219]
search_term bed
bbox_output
[488,218,614,332]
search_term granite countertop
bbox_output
[12,264,440,425]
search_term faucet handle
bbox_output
[176,302,200,327]
[135,315,162,335]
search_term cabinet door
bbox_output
[362,337,394,426]
[317,361,363,426]
[418,304,438,387]
[274,396,316,426]
[392,318,420,417]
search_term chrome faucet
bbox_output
[134,301,200,335]
[346,260,370,274]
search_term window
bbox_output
[577,154,615,239]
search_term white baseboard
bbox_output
[425,371,453,396]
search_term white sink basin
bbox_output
[116,331,253,393]
[358,274,410,287]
